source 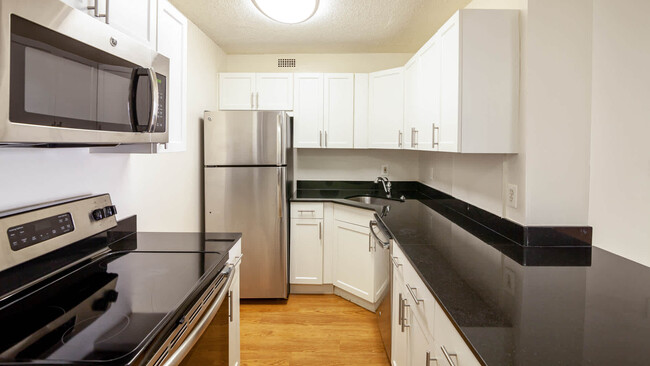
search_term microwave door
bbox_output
[128,68,159,133]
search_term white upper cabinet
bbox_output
[156,0,187,152]
[109,0,158,49]
[323,73,354,148]
[417,35,441,151]
[293,73,354,149]
[219,73,256,110]
[255,73,293,110]
[368,67,404,149]
[403,56,422,150]
[438,10,519,153]
[219,73,293,110]
[353,73,369,149]
[60,0,157,49]
[293,73,324,148]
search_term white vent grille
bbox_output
[278,58,296,68]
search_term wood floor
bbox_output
[240,294,390,366]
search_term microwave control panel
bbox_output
[8,213,74,251]
[155,73,167,133]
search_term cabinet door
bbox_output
[290,219,323,284]
[439,12,461,153]
[323,73,354,148]
[256,73,293,110]
[353,73,369,148]
[156,0,187,152]
[408,310,436,366]
[403,57,421,150]
[229,262,241,366]
[293,73,324,148]
[392,272,408,366]
[368,67,404,149]
[109,0,157,49]
[333,220,373,302]
[219,73,256,110]
[418,35,441,151]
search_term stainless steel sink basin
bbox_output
[345,195,405,206]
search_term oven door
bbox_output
[149,265,234,366]
[0,0,169,146]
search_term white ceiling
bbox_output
[169,0,471,54]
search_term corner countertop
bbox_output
[292,181,650,366]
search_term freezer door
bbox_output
[205,167,288,299]
[204,111,287,166]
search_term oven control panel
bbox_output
[7,213,74,251]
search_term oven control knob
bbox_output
[92,209,105,221]
[104,205,117,217]
[105,290,119,302]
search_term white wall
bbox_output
[0,23,226,232]
[296,149,420,181]
[226,53,412,73]
[588,0,650,267]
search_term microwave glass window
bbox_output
[9,15,160,133]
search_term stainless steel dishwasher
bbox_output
[370,214,393,359]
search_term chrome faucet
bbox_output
[375,176,392,198]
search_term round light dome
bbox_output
[252,0,319,24]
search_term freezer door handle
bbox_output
[277,169,283,218]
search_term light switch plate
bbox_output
[381,165,389,177]
[503,267,516,295]
[507,184,518,208]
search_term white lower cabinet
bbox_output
[290,202,387,307]
[290,218,323,284]
[391,242,481,366]
[228,239,242,366]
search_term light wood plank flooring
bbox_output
[240,294,390,366]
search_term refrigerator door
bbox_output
[205,166,288,299]
[204,111,287,166]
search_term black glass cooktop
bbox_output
[0,249,227,365]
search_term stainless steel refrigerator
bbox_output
[204,110,292,299]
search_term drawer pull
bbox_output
[398,293,403,326]
[441,346,458,366]
[426,351,438,366]
[401,298,410,332]
[391,256,402,268]
[297,210,315,213]
[406,284,424,304]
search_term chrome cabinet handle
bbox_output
[398,130,403,148]
[103,0,110,24]
[228,290,233,322]
[433,123,440,148]
[297,210,315,213]
[391,256,402,268]
[319,222,322,240]
[426,351,438,366]
[401,298,410,332]
[324,131,328,147]
[406,284,423,304]
[411,127,415,148]
[251,92,254,109]
[441,346,458,366]
[255,92,259,109]
[87,0,99,16]
[415,129,419,147]
[319,131,323,147]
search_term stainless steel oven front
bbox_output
[0,0,169,146]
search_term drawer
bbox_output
[402,251,436,336]
[291,202,324,219]
[227,238,242,266]
[434,302,481,366]
[333,204,374,227]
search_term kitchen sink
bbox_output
[345,195,405,205]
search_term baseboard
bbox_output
[290,284,334,294]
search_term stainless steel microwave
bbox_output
[0,0,169,146]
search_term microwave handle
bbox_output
[128,67,159,133]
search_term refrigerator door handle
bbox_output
[276,113,283,165]
[277,169,283,218]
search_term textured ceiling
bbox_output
[169,0,471,54]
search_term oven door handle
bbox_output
[128,67,159,133]
[162,265,234,366]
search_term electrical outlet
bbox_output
[503,267,516,295]
[507,184,518,208]
[381,165,389,177]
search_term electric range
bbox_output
[0,195,238,365]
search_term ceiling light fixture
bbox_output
[252,0,319,24]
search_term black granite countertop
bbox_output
[293,181,650,366]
